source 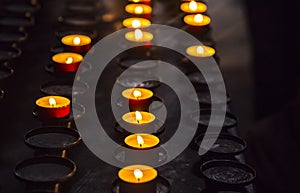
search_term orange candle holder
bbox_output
[124,133,159,150]
[122,18,151,29]
[61,34,91,55]
[52,52,83,73]
[118,165,157,193]
[127,0,151,6]
[180,1,207,13]
[122,88,153,111]
[125,4,152,19]
[35,96,70,119]
[183,13,212,39]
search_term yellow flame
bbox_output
[134,169,143,181]
[194,14,204,23]
[189,1,198,11]
[135,111,143,123]
[132,19,141,28]
[65,57,74,64]
[73,37,81,45]
[196,46,205,54]
[137,135,144,147]
[133,90,142,98]
[133,0,140,2]
[134,29,143,41]
[49,97,56,106]
[134,6,144,14]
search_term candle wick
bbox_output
[140,144,142,147]
[137,120,140,124]
[138,178,140,182]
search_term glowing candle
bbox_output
[180,1,207,13]
[122,88,153,111]
[184,13,211,26]
[125,133,160,149]
[119,165,157,183]
[128,0,151,6]
[52,52,83,72]
[122,111,155,125]
[36,96,70,118]
[186,45,215,57]
[123,18,151,28]
[125,4,152,18]
[61,34,91,54]
[125,29,153,43]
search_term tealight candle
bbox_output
[52,52,83,72]
[125,4,152,18]
[61,34,91,54]
[125,134,159,149]
[186,45,215,57]
[180,0,207,13]
[118,165,157,193]
[125,29,153,43]
[122,88,153,111]
[122,18,151,29]
[122,111,155,125]
[128,0,151,5]
[36,96,70,118]
[184,13,211,26]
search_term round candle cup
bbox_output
[123,18,151,29]
[184,13,211,26]
[122,111,155,124]
[125,133,159,150]
[186,45,215,57]
[61,34,91,54]
[125,4,152,18]
[127,0,151,5]
[118,165,157,193]
[35,96,70,119]
[125,29,153,43]
[180,1,207,13]
[52,52,83,72]
[122,88,153,111]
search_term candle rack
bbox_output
[0,44,22,62]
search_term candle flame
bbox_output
[49,97,56,106]
[133,90,142,99]
[133,0,139,2]
[73,37,81,45]
[134,29,143,41]
[135,111,142,123]
[134,6,143,14]
[132,19,141,28]
[194,14,204,23]
[196,46,205,54]
[134,169,143,181]
[189,1,198,11]
[137,135,144,147]
[65,57,74,64]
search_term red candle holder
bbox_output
[35,96,70,119]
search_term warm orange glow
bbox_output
[123,18,151,28]
[65,57,73,64]
[49,97,56,106]
[134,29,143,41]
[132,19,141,28]
[137,135,144,147]
[118,165,157,184]
[125,4,152,15]
[122,88,153,100]
[61,35,91,46]
[189,1,197,11]
[134,169,143,181]
[73,37,81,45]
[183,14,211,26]
[36,96,70,108]
[124,134,160,149]
[122,111,155,124]
[125,30,153,42]
[135,111,143,123]
[186,45,216,57]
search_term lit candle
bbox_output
[180,1,207,13]
[123,18,151,29]
[118,165,157,193]
[125,29,153,43]
[122,88,153,111]
[125,4,152,18]
[52,52,83,72]
[61,34,91,54]
[122,111,155,125]
[184,13,211,26]
[36,96,70,118]
[186,45,215,57]
[125,134,160,149]
[127,0,151,6]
